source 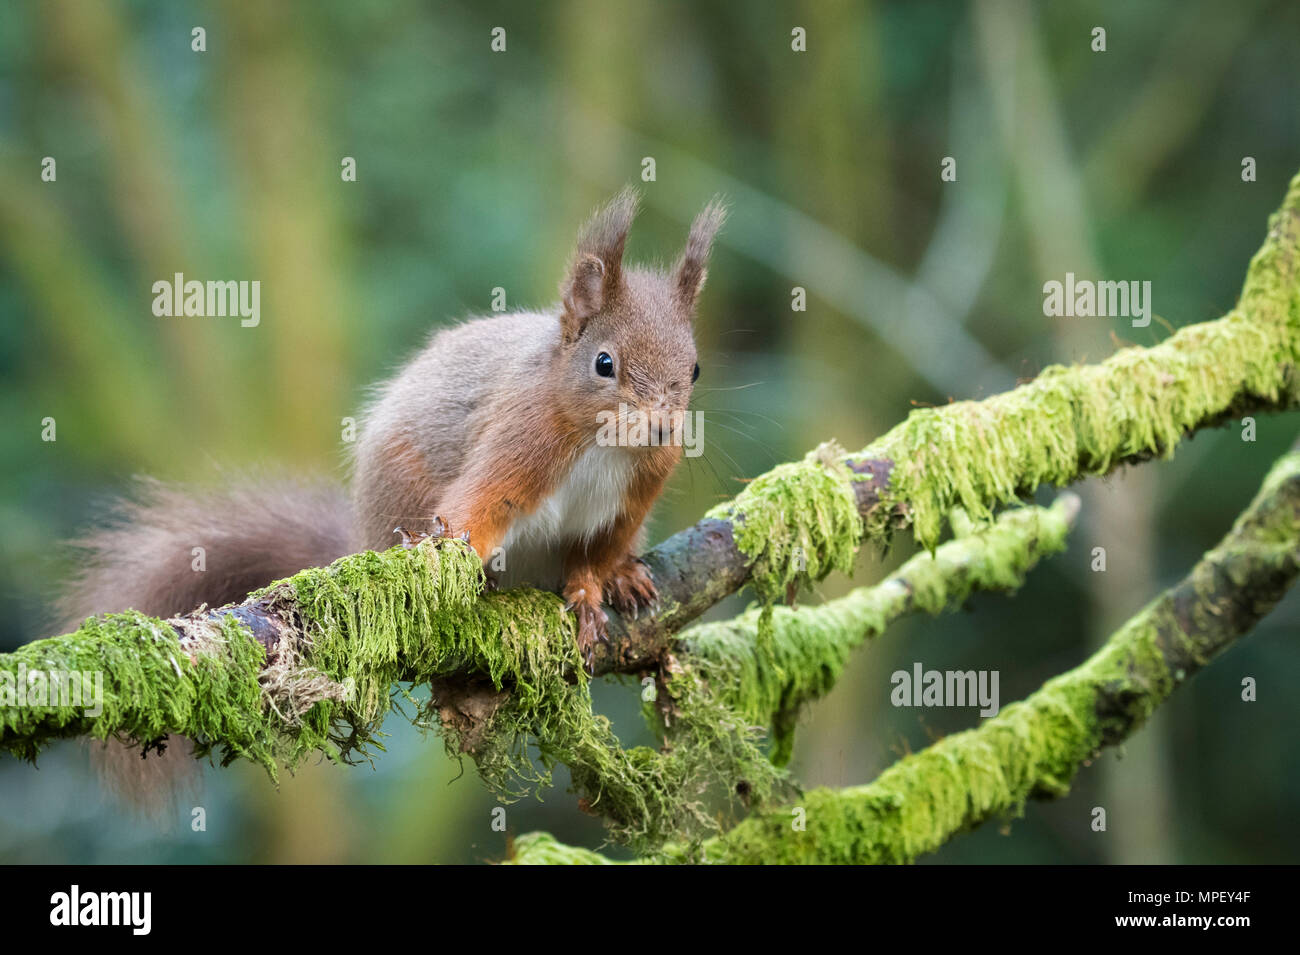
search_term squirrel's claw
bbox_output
[399,516,473,551]
[427,516,471,547]
[565,591,609,674]
[605,558,659,619]
[394,526,431,549]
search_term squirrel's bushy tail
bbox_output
[54,474,355,814]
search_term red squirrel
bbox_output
[355,188,723,662]
[57,189,724,675]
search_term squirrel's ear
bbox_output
[673,197,727,312]
[562,253,605,334]
[561,188,639,341]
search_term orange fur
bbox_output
[433,405,586,560]
[562,445,681,658]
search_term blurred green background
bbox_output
[2,0,1299,863]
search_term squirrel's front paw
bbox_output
[563,585,609,673]
[393,526,430,549]
[604,557,658,619]
[394,515,472,550]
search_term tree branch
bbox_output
[510,447,1300,863]
[0,494,1079,840]
[671,493,1080,766]
[597,169,1300,673]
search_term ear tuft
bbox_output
[674,196,728,310]
[561,189,640,340]
[575,187,639,269]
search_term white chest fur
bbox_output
[496,444,638,588]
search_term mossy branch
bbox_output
[672,493,1080,766]
[0,494,1079,848]
[511,448,1300,864]
[600,170,1300,674]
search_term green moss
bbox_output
[675,618,1169,864]
[0,610,276,772]
[509,832,631,865]
[505,604,1219,864]
[694,175,1299,644]
[516,451,1300,864]
[705,441,864,659]
[706,441,863,604]
[690,447,1299,865]
[852,172,1300,552]
[645,664,792,827]
[264,539,767,848]
[681,497,1075,765]
[1,536,781,849]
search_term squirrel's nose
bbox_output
[649,402,676,443]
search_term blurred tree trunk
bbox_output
[975,0,1170,862]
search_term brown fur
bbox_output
[353,190,724,659]
[56,475,355,630]
[55,474,355,812]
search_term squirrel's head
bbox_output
[557,189,725,449]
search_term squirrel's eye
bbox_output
[692,363,700,383]
[595,352,615,378]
